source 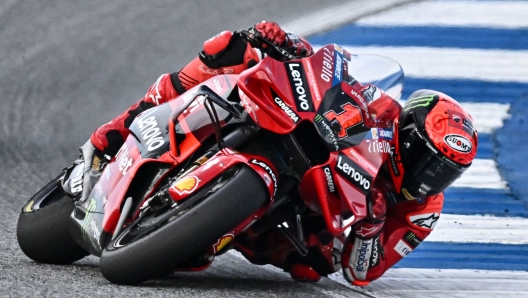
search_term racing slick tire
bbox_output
[17,174,89,264]
[100,164,269,285]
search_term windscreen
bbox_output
[346,54,404,100]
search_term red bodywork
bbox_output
[80,44,402,256]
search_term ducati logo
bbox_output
[173,176,199,195]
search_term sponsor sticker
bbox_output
[356,225,380,238]
[403,231,423,249]
[369,128,393,140]
[314,114,339,151]
[332,51,343,86]
[349,148,378,176]
[389,146,400,176]
[251,159,277,196]
[409,212,440,230]
[350,237,372,280]
[173,176,199,195]
[349,88,370,119]
[213,77,223,93]
[394,239,413,257]
[323,166,336,193]
[115,144,133,176]
[137,107,166,152]
[304,60,322,102]
[285,62,314,112]
[214,234,234,253]
[404,94,436,111]
[367,139,391,154]
[271,90,299,123]
[370,236,382,268]
[335,154,373,194]
[448,109,474,135]
[444,134,472,153]
[321,47,334,83]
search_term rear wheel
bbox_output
[16,174,89,264]
[100,164,269,285]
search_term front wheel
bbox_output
[16,174,89,264]
[100,164,269,285]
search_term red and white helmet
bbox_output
[397,90,478,199]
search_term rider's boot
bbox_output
[289,263,321,282]
[78,140,106,202]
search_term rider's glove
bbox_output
[253,21,287,48]
[249,21,289,61]
[285,33,312,57]
[250,21,313,61]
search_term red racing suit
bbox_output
[89,28,444,286]
[232,87,445,286]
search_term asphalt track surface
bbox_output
[0,1,389,297]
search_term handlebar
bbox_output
[239,28,300,62]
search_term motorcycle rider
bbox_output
[83,21,478,286]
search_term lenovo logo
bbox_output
[286,62,314,112]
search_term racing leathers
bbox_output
[233,87,444,286]
[90,21,311,156]
[88,21,444,286]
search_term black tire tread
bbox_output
[17,180,89,264]
[100,165,269,285]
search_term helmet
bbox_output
[397,90,478,199]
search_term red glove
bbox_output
[254,21,287,47]
[354,185,388,239]
[285,33,313,57]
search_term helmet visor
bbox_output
[400,126,470,198]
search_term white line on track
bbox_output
[430,214,528,244]
[460,102,510,134]
[356,0,528,29]
[315,46,528,83]
[282,0,418,37]
[358,268,528,297]
[454,159,508,189]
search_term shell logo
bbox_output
[214,234,234,253]
[444,134,472,153]
[173,176,199,195]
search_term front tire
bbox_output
[100,165,269,285]
[16,174,89,264]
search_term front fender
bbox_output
[169,148,277,203]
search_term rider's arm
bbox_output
[90,21,311,157]
[341,178,444,286]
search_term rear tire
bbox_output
[100,165,269,285]
[16,174,89,264]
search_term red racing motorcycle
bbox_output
[17,31,404,285]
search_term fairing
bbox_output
[239,44,405,235]
[71,75,246,256]
[72,44,405,254]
